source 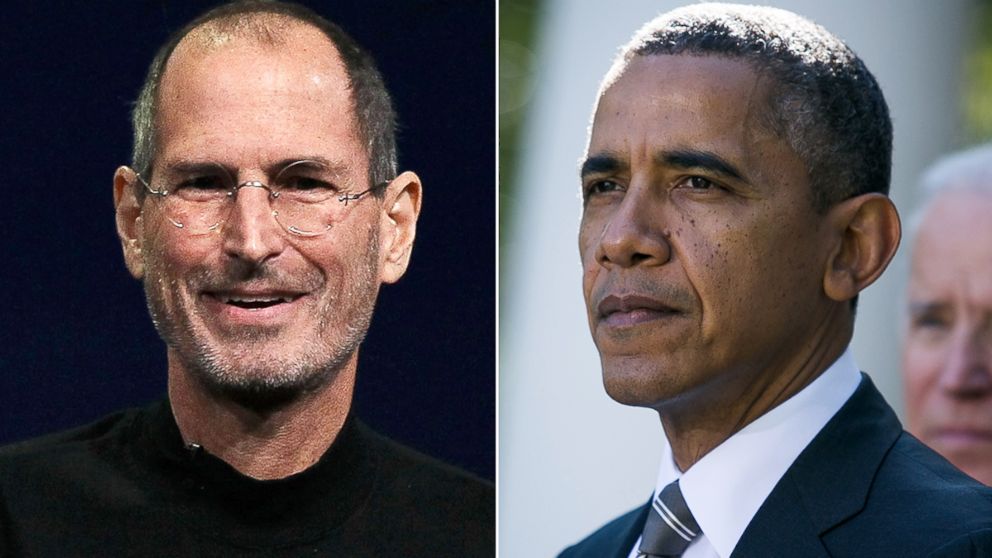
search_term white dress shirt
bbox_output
[628,348,862,558]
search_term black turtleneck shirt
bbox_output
[0,400,493,557]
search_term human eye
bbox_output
[909,304,953,338]
[273,160,340,202]
[582,179,625,202]
[177,175,226,190]
[913,312,950,330]
[278,174,338,203]
[171,173,230,201]
[675,175,721,191]
[284,176,336,192]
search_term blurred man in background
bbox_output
[904,143,992,486]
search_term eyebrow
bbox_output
[267,156,350,176]
[908,301,946,315]
[579,148,748,183]
[658,149,747,182]
[159,161,218,173]
[580,152,626,180]
[159,156,352,178]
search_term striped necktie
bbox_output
[637,479,701,557]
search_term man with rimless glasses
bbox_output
[0,1,493,556]
[132,159,389,237]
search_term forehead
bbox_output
[156,23,363,170]
[590,55,784,172]
[911,192,992,301]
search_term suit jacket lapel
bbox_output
[611,500,650,558]
[731,374,902,557]
[560,498,650,558]
[730,477,831,558]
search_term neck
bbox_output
[661,308,852,472]
[167,352,358,480]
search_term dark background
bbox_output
[0,1,494,481]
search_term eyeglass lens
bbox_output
[147,160,358,237]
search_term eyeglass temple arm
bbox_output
[337,180,391,205]
[133,170,168,197]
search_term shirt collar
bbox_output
[652,347,862,558]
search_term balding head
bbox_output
[131,0,396,189]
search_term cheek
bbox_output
[142,214,206,266]
[578,223,600,296]
[745,215,819,301]
[678,222,750,315]
[322,221,380,286]
[581,265,596,297]
[141,229,220,306]
[147,240,210,285]
[903,340,942,420]
[682,210,821,342]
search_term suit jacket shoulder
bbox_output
[558,375,992,558]
[733,374,992,558]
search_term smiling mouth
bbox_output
[206,293,303,310]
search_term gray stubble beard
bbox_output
[142,227,381,407]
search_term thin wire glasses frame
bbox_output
[130,159,389,237]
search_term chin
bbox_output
[599,351,723,412]
[191,358,334,410]
[600,357,684,409]
[183,342,356,409]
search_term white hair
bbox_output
[908,143,992,243]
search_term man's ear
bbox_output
[114,166,145,280]
[822,193,901,302]
[379,170,422,284]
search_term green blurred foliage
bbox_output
[499,0,543,269]
[965,0,992,142]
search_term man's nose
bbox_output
[595,186,671,268]
[222,183,287,265]
[939,325,992,398]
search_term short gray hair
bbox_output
[908,143,992,242]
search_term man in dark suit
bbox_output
[563,4,992,557]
